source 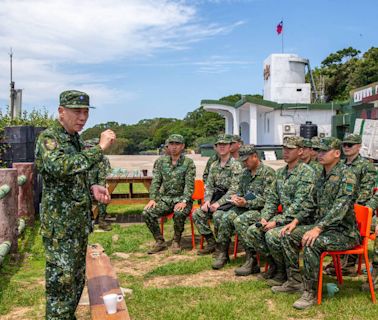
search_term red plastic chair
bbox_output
[317,204,376,304]
[160,179,205,249]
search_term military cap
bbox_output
[83,138,99,148]
[342,133,362,144]
[282,136,304,148]
[239,145,257,161]
[303,138,312,148]
[60,90,94,108]
[215,134,232,145]
[166,134,185,144]
[231,135,243,143]
[311,136,320,149]
[318,137,341,151]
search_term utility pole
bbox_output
[9,48,15,120]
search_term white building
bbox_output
[202,53,341,145]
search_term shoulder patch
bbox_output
[329,176,339,182]
[44,138,58,151]
[345,183,354,194]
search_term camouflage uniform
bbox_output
[35,90,104,320]
[86,139,112,224]
[340,134,376,267]
[367,190,378,267]
[143,151,196,242]
[232,162,275,250]
[246,137,316,274]
[193,157,242,237]
[203,153,219,183]
[281,138,360,309]
[303,139,323,179]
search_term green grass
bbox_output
[112,183,148,194]
[2,222,378,319]
[0,223,45,317]
[107,203,145,215]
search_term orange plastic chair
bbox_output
[317,204,376,304]
[160,179,205,249]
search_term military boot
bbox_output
[325,254,357,276]
[98,217,112,231]
[148,236,167,254]
[272,269,303,293]
[361,266,378,291]
[293,280,317,310]
[212,244,230,270]
[198,234,216,255]
[235,251,260,276]
[257,255,277,280]
[171,232,182,254]
[266,263,287,287]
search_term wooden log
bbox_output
[86,244,131,320]
[13,162,35,225]
[0,169,19,253]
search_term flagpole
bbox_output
[281,19,284,53]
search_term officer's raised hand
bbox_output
[91,185,111,204]
[99,129,116,150]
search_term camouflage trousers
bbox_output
[233,210,261,250]
[98,203,107,219]
[192,208,225,237]
[43,233,88,320]
[280,225,360,286]
[216,207,247,246]
[143,198,192,240]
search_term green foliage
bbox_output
[309,46,378,102]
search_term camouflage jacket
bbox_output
[205,157,243,206]
[237,163,275,210]
[149,154,196,203]
[261,162,316,225]
[367,189,378,211]
[307,159,323,180]
[35,121,104,239]
[342,155,376,205]
[314,161,359,239]
[88,155,111,186]
[203,153,219,183]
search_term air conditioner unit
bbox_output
[282,124,296,135]
[319,132,326,138]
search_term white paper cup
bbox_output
[103,293,123,314]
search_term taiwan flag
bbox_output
[276,21,283,35]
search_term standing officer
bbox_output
[143,134,196,254]
[246,136,316,287]
[35,90,115,320]
[279,137,359,310]
[325,133,376,275]
[193,134,242,255]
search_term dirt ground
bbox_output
[108,155,286,178]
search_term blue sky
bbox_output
[0,0,377,128]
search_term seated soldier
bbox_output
[230,146,275,275]
[325,133,376,275]
[301,138,322,179]
[193,134,242,256]
[310,136,320,161]
[362,189,378,291]
[279,137,360,310]
[245,136,316,287]
[143,134,196,254]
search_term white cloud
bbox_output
[0,0,243,120]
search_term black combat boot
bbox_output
[198,234,216,255]
[257,255,277,280]
[212,243,230,270]
[234,250,260,276]
[148,235,167,254]
[171,231,182,254]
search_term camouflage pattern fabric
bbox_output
[59,90,92,108]
[35,120,104,319]
[217,163,275,247]
[281,161,360,288]
[245,161,316,265]
[88,156,111,219]
[144,154,195,239]
[203,153,219,183]
[193,157,242,236]
[367,190,378,266]
[307,159,323,180]
[342,155,376,205]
